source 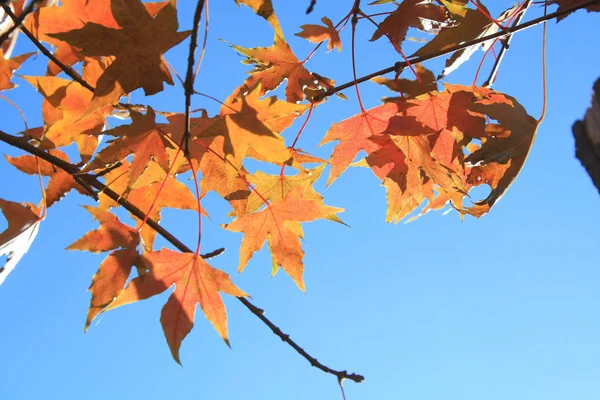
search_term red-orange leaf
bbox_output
[320,102,400,185]
[296,17,341,52]
[106,248,247,364]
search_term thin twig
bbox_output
[183,0,205,156]
[238,297,365,383]
[0,129,364,384]
[483,0,532,88]
[315,0,600,100]
[0,0,42,46]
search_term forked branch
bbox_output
[0,130,365,384]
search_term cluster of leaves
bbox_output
[0,0,597,369]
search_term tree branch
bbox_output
[482,0,533,88]
[0,0,42,46]
[316,0,600,100]
[0,129,364,384]
[182,0,205,156]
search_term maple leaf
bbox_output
[22,59,112,162]
[413,5,519,79]
[231,36,318,103]
[360,132,466,223]
[97,160,202,250]
[0,198,42,286]
[223,187,344,290]
[320,102,401,185]
[5,150,86,207]
[105,248,247,364]
[296,17,341,52]
[81,107,174,189]
[24,0,170,75]
[235,0,283,38]
[371,63,437,99]
[183,84,307,205]
[461,91,539,217]
[244,165,332,214]
[66,206,140,329]
[369,0,449,51]
[47,0,190,111]
[546,0,600,21]
[0,50,32,91]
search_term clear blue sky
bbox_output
[1,1,599,399]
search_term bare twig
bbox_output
[315,0,600,100]
[239,297,365,383]
[0,129,364,384]
[182,0,205,156]
[483,0,533,88]
[0,0,42,46]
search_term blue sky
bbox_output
[1,1,599,399]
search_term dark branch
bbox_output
[0,129,364,383]
[0,0,42,46]
[315,0,600,100]
[483,0,533,88]
[182,0,205,156]
[238,297,365,383]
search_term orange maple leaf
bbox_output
[22,58,113,161]
[5,150,86,207]
[81,108,174,189]
[223,187,344,290]
[66,206,140,330]
[24,0,170,75]
[0,198,42,286]
[0,50,33,91]
[106,248,247,364]
[231,37,318,103]
[47,0,190,111]
[296,17,341,52]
